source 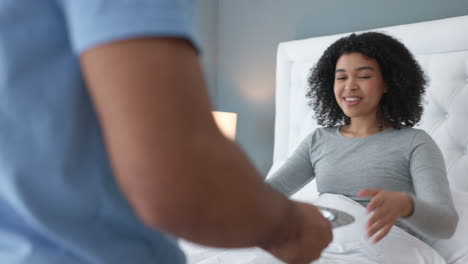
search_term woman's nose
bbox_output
[344,79,358,91]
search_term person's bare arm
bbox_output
[79,37,300,248]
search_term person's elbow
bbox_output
[129,187,207,238]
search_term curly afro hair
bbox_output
[306,32,426,129]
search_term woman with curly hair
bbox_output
[267,32,458,246]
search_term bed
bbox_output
[181,15,468,264]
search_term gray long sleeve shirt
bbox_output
[267,126,458,245]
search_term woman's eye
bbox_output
[358,76,371,79]
[336,76,347,80]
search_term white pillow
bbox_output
[432,189,468,264]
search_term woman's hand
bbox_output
[357,189,414,243]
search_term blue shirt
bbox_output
[0,1,198,263]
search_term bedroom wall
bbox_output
[202,0,468,176]
[195,0,218,99]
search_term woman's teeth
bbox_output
[344,97,361,101]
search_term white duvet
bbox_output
[180,193,446,264]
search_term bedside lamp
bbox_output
[212,111,237,140]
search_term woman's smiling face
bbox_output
[334,52,387,120]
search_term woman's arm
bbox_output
[359,130,458,242]
[402,130,458,239]
[266,133,316,196]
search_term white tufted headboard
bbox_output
[268,15,468,196]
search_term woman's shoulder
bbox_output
[390,126,437,146]
[315,126,339,135]
[392,126,431,138]
[307,126,339,140]
[297,127,337,146]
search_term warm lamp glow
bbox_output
[212,111,237,140]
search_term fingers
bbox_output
[364,192,399,243]
[368,220,385,238]
[357,188,381,198]
[367,207,394,235]
[269,202,332,264]
[366,195,384,212]
[367,207,384,227]
[372,224,392,243]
